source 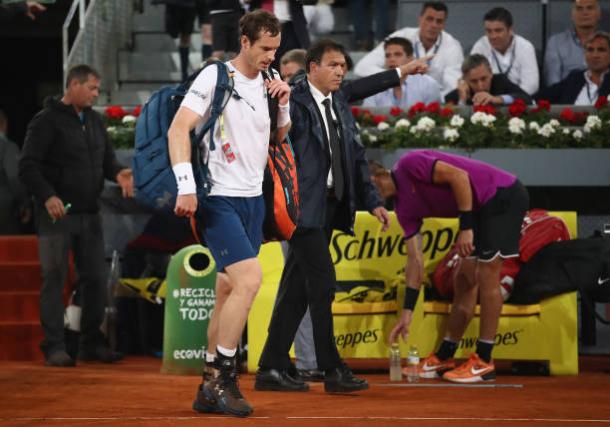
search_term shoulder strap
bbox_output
[193,60,235,151]
[262,69,279,145]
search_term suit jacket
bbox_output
[445,74,532,105]
[288,78,383,233]
[250,0,309,48]
[289,69,401,103]
[535,69,610,104]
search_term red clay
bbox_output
[0,356,609,426]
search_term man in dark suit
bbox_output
[536,31,610,105]
[255,39,391,394]
[277,47,431,382]
[445,54,532,106]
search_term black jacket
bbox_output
[535,69,610,104]
[0,2,27,23]
[445,74,532,105]
[289,79,383,233]
[19,97,124,214]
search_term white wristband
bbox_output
[277,101,290,128]
[172,162,197,195]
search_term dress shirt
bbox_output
[362,73,441,108]
[354,27,464,97]
[574,71,606,106]
[308,80,337,188]
[544,28,587,86]
[471,34,539,95]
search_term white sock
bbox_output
[217,345,236,358]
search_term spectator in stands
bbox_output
[207,0,243,60]
[354,1,463,97]
[0,1,46,22]
[0,110,30,235]
[280,48,307,82]
[304,0,335,42]
[445,54,532,106]
[545,0,601,86]
[19,64,132,367]
[537,31,610,105]
[371,150,529,383]
[349,0,390,51]
[196,0,213,61]
[362,37,441,109]
[154,0,198,81]
[470,7,539,95]
[250,0,310,69]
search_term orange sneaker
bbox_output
[442,353,496,383]
[402,353,456,379]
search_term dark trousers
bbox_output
[259,196,342,371]
[36,210,107,357]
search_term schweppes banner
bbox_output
[248,211,578,373]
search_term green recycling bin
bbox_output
[161,244,216,375]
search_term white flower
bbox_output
[584,115,602,133]
[537,123,556,138]
[122,115,137,124]
[508,117,526,134]
[443,127,459,142]
[548,119,561,128]
[368,134,378,143]
[395,118,411,129]
[107,126,117,133]
[470,112,496,127]
[529,121,541,131]
[409,126,419,135]
[416,116,436,131]
[377,121,390,131]
[573,130,583,140]
[562,128,570,135]
[450,115,465,128]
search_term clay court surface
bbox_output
[1,356,609,427]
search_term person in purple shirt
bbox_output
[371,150,528,383]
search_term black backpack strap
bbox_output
[262,69,279,146]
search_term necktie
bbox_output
[322,98,344,201]
[261,0,273,12]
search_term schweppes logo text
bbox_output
[334,329,380,349]
[458,329,524,349]
[331,227,457,264]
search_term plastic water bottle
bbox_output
[406,345,420,383]
[389,343,402,381]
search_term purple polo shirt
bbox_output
[393,150,517,237]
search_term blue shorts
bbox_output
[200,195,265,271]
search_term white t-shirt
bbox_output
[471,34,539,95]
[181,62,271,197]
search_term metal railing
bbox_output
[62,0,134,92]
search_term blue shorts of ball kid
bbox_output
[200,195,264,272]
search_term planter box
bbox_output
[366,148,610,187]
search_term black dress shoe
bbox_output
[78,346,124,363]
[254,368,309,392]
[296,368,325,382]
[324,365,369,393]
[45,350,76,367]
